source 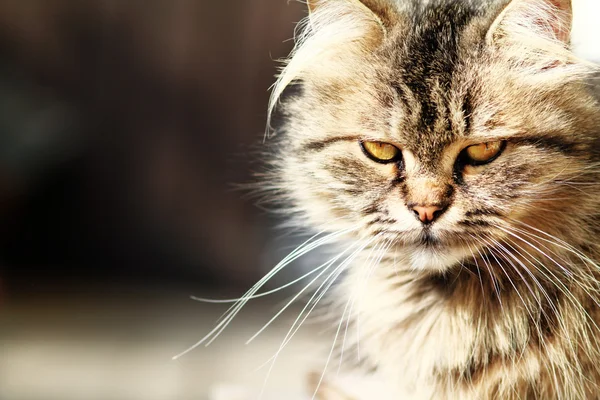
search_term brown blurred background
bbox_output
[0,0,306,288]
[0,1,320,399]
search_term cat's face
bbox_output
[274,0,600,273]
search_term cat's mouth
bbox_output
[407,228,470,252]
[406,232,471,271]
[393,228,472,253]
[418,230,442,248]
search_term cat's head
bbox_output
[271,0,600,273]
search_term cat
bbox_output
[201,0,600,398]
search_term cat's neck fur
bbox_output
[335,246,600,399]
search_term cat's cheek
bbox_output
[436,203,464,227]
[462,165,481,176]
[363,162,402,181]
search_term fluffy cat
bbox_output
[207,0,600,399]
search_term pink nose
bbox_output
[412,205,443,224]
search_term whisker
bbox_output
[475,235,536,325]
[247,235,368,345]
[172,225,358,360]
[338,238,386,374]
[469,235,503,309]
[500,226,600,337]
[497,226,575,279]
[190,262,333,304]
[496,226,600,388]
[464,239,486,299]
[257,234,380,397]
[314,235,394,398]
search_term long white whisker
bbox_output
[498,230,593,390]
[508,221,600,282]
[501,227,600,337]
[464,240,485,299]
[313,235,392,398]
[470,237,503,309]
[497,226,574,279]
[355,234,391,362]
[475,235,535,324]
[190,261,331,304]
[265,235,380,357]
[338,236,394,374]
[207,229,356,346]
[172,226,358,360]
[246,237,364,345]
[257,234,379,397]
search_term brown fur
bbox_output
[262,0,600,398]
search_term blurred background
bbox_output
[0,1,323,399]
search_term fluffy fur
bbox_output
[260,0,600,398]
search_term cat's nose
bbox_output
[412,205,444,224]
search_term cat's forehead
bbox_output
[378,2,492,153]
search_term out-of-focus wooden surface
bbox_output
[0,284,324,400]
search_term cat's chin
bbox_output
[407,246,466,273]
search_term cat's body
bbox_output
[260,0,600,398]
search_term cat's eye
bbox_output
[464,141,505,165]
[361,141,401,163]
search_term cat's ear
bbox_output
[487,0,572,47]
[307,0,397,31]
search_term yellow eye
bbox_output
[464,141,505,164]
[361,141,400,163]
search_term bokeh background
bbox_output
[0,1,323,399]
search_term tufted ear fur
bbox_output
[485,0,580,75]
[266,0,400,134]
[487,0,572,47]
[307,0,398,31]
